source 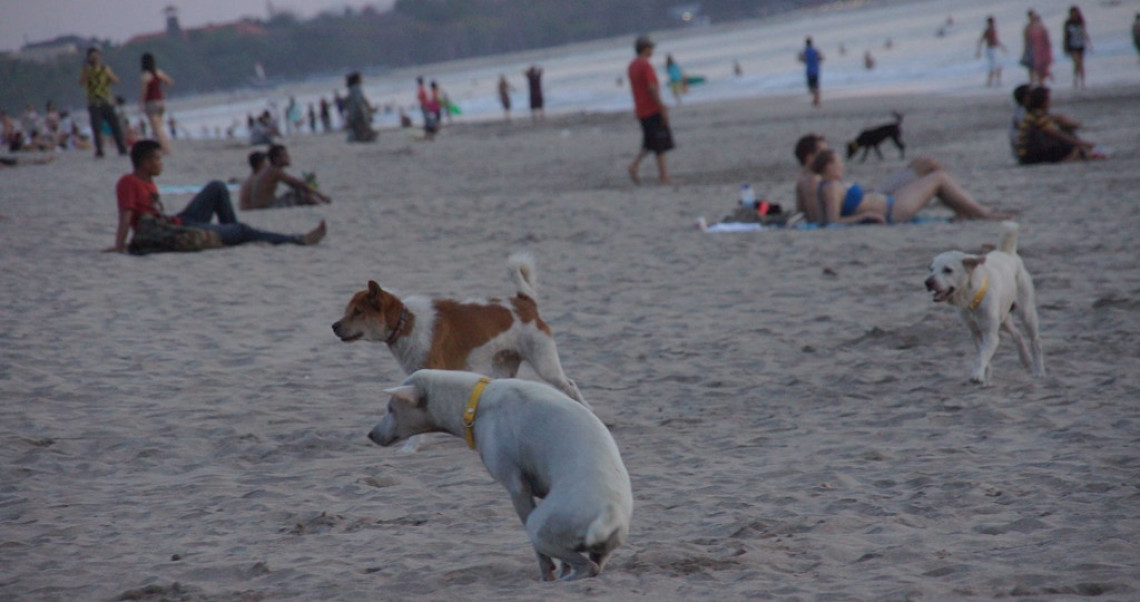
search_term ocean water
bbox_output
[164,0,1140,138]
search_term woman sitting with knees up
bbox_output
[1015,86,1100,165]
[810,149,1010,226]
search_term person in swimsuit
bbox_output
[139,53,174,154]
[794,134,948,225]
[810,149,1009,225]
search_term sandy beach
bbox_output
[4,63,1140,601]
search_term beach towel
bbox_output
[700,214,951,233]
[158,184,240,195]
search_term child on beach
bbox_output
[103,140,325,254]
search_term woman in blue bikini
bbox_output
[810,149,1008,225]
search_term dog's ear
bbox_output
[384,384,423,407]
[962,255,986,271]
[367,280,383,305]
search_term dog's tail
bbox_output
[507,251,538,301]
[585,503,627,552]
[999,221,1020,254]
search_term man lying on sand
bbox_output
[103,139,325,253]
[245,143,331,210]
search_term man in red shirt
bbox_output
[104,139,326,253]
[627,35,674,184]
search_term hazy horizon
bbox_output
[0,0,397,53]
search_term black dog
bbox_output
[846,111,905,162]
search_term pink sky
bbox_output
[0,0,396,53]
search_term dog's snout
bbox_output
[331,321,341,334]
[367,429,383,445]
[924,277,936,291]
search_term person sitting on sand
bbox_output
[246,144,331,210]
[1014,86,1099,165]
[103,139,325,253]
[811,148,1009,225]
[795,133,946,225]
[238,150,267,210]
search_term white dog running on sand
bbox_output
[924,222,1045,385]
[368,369,633,581]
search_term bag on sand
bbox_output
[128,215,223,255]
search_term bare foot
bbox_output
[627,163,640,185]
[301,220,327,245]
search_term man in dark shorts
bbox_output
[798,37,824,107]
[627,35,674,184]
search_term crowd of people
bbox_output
[2,3,1123,247]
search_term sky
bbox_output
[0,0,397,53]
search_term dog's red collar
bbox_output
[385,308,410,345]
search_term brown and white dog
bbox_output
[332,252,587,409]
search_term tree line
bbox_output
[1,0,827,114]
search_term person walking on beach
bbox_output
[416,76,436,140]
[1022,10,1053,85]
[139,52,174,154]
[798,37,824,107]
[976,16,1007,87]
[319,97,332,132]
[1063,6,1091,90]
[498,75,514,122]
[104,140,325,254]
[626,35,674,185]
[79,47,128,158]
[665,54,686,105]
[524,65,545,123]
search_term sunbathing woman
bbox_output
[811,149,1009,225]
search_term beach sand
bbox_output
[3,81,1139,601]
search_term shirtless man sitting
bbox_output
[246,144,330,210]
[238,150,266,211]
[794,133,943,225]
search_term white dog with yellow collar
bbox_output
[924,222,1045,385]
[368,369,633,581]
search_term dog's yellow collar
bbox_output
[463,377,492,450]
[968,277,988,309]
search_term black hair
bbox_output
[131,139,162,168]
[1026,86,1050,111]
[267,143,287,162]
[1012,84,1031,106]
[346,71,361,87]
[248,150,267,171]
[141,52,156,74]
